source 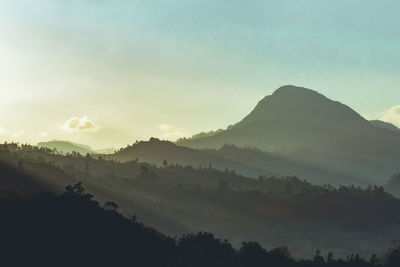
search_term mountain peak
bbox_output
[273,85,321,96]
[269,85,328,102]
[236,85,367,128]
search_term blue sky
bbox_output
[1,0,400,148]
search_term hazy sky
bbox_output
[1,0,400,148]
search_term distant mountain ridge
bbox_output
[38,140,95,154]
[237,85,368,129]
[107,138,278,178]
[109,138,363,185]
[370,120,400,133]
[38,140,116,155]
[177,85,400,185]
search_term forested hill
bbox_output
[107,138,361,186]
[1,144,400,258]
[1,183,400,266]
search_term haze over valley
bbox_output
[2,1,400,266]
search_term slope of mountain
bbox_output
[107,138,278,178]
[38,140,95,154]
[0,161,45,192]
[177,85,400,185]
[5,146,400,259]
[370,120,400,133]
[108,138,359,185]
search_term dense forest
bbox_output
[0,182,399,266]
[1,142,399,259]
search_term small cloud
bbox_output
[382,105,400,127]
[62,115,101,132]
[157,123,190,141]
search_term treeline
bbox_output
[1,142,394,199]
[0,184,399,267]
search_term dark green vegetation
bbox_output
[177,86,400,186]
[1,180,400,267]
[1,142,399,258]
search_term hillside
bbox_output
[5,144,400,258]
[38,140,95,154]
[38,140,116,155]
[177,85,400,185]
[108,139,358,185]
[3,186,398,266]
[107,138,277,178]
[370,120,400,133]
[0,161,45,192]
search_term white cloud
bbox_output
[382,105,400,127]
[157,123,190,140]
[62,115,101,132]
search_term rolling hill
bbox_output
[108,138,359,185]
[38,140,116,155]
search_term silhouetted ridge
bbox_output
[370,120,400,133]
[272,85,324,97]
[3,187,400,266]
[237,85,368,129]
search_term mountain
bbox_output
[107,138,278,178]
[108,138,359,185]
[370,120,400,133]
[38,140,117,155]
[38,140,95,154]
[177,85,400,185]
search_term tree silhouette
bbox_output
[313,249,325,265]
[239,242,267,267]
[104,201,119,212]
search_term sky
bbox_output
[1,0,400,149]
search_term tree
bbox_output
[178,232,236,267]
[239,242,267,267]
[135,165,157,184]
[65,182,86,195]
[369,254,378,266]
[103,201,119,212]
[267,247,293,266]
[163,159,168,168]
[326,251,334,265]
[313,249,325,265]
[387,248,400,266]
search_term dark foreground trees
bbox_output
[0,184,399,267]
